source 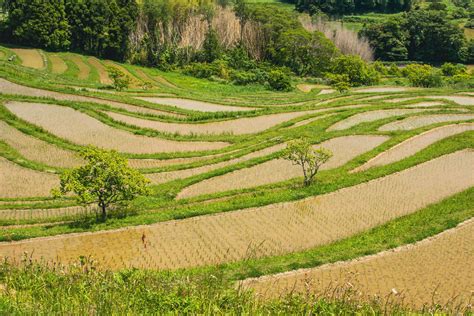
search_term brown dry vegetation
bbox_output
[0,79,180,117]
[327,109,429,131]
[5,101,228,153]
[299,15,374,61]
[0,157,59,198]
[354,123,474,172]
[177,135,388,199]
[0,151,472,269]
[0,121,83,168]
[242,218,474,309]
[11,48,45,70]
[378,114,474,131]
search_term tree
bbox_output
[53,147,150,220]
[274,29,339,76]
[360,16,409,61]
[107,66,131,91]
[5,0,71,50]
[330,55,380,86]
[283,139,333,186]
[202,28,221,62]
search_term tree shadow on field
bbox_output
[54,204,139,230]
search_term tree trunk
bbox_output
[100,204,107,221]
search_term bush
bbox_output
[267,70,292,91]
[230,70,259,85]
[387,63,402,76]
[441,63,467,76]
[402,64,443,87]
[446,73,474,88]
[107,67,131,91]
[183,60,229,80]
[330,55,380,86]
[372,61,388,75]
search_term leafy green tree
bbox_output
[284,139,333,186]
[202,28,221,62]
[53,147,150,220]
[361,10,467,63]
[5,0,70,50]
[360,16,409,61]
[406,10,465,62]
[65,0,137,60]
[330,55,380,86]
[107,67,131,91]
[274,29,339,76]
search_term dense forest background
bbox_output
[0,0,473,87]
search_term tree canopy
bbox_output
[53,147,150,220]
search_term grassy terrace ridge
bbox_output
[0,44,473,313]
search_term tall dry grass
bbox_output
[300,14,374,61]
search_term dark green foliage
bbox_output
[330,55,380,86]
[267,69,292,91]
[274,29,339,76]
[4,0,71,50]
[361,10,467,63]
[64,0,138,60]
[290,0,412,15]
[2,0,137,60]
[360,16,409,61]
[201,28,222,63]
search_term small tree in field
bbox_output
[284,139,333,186]
[53,147,150,220]
[107,66,131,91]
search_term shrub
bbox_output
[402,64,443,87]
[441,63,467,76]
[267,70,292,91]
[326,73,350,93]
[230,70,259,85]
[387,63,402,76]
[107,67,131,91]
[183,60,229,80]
[330,55,380,86]
[446,73,474,88]
[372,61,388,75]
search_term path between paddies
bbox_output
[241,218,474,309]
[0,150,472,270]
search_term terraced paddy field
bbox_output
[0,46,473,312]
[242,218,474,309]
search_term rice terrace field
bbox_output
[0,45,473,314]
